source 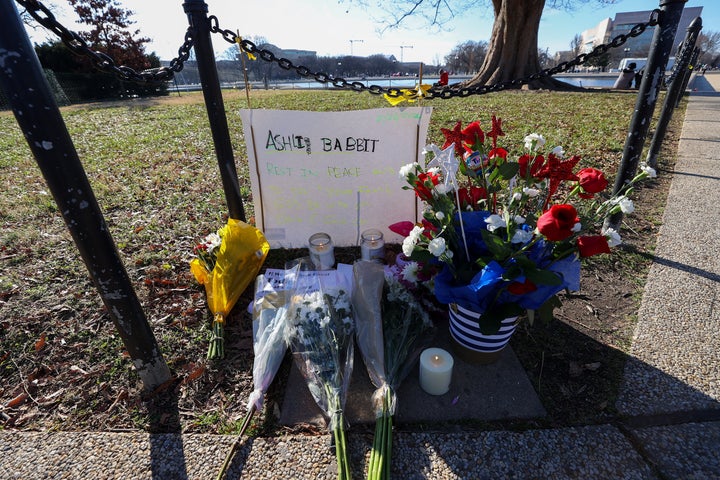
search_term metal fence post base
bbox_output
[0,1,171,392]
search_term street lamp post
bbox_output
[400,45,414,63]
[349,39,364,55]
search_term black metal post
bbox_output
[606,0,687,230]
[0,1,171,391]
[645,16,702,169]
[676,46,701,107]
[182,0,246,221]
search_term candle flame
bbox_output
[431,354,442,366]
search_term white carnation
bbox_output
[485,214,506,232]
[602,227,622,247]
[428,237,446,257]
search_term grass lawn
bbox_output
[0,88,683,432]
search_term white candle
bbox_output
[419,348,454,395]
[360,228,385,262]
[308,232,335,270]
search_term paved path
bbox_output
[2,75,720,479]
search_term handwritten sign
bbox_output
[240,107,432,248]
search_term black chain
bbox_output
[15,0,194,83]
[210,10,660,99]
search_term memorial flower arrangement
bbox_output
[352,262,434,480]
[394,116,655,333]
[285,279,355,480]
[190,219,269,359]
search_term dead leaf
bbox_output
[182,364,206,384]
[5,392,29,409]
[34,333,47,352]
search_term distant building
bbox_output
[580,6,703,57]
[277,48,317,60]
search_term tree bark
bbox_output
[465,0,575,90]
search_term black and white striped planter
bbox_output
[448,303,518,364]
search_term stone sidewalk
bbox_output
[1,75,720,479]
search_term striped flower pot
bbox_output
[448,303,518,364]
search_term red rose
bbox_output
[518,153,545,178]
[414,171,440,201]
[577,235,611,257]
[537,204,579,241]
[507,278,538,295]
[577,168,608,197]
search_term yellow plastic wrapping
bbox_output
[190,219,270,357]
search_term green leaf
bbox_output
[479,303,523,334]
[497,162,520,179]
[410,249,434,263]
[524,268,562,286]
[480,230,512,259]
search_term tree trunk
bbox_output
[465,0,574,90]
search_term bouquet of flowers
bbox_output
[285,268,355,480]
[352,261,434,480]
[190,219,270,359]
[395,116,655,333]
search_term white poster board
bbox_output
[240,107,432,248]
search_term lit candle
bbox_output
[419,348,454,395]
[308,232,335,270]
[360,229,385,262]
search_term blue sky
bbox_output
[23,0,715,65]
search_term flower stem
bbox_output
[207,314,225,359]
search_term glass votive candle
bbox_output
[308,232,335,270]
[360,228,385,262]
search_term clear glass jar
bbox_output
[308,232,335,270]
[360,228,385,262]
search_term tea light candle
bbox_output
[419,348,454,395]
[360,228,385,262]
[308,232,335,270]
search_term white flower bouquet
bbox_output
[352,261,434,480]
[285,267,355,480]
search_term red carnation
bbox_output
[577,235,611,257]
[577,168,608,198]
[537,204,579,241]
[507,278,538,295]
[414,171,440,202]
[458,186,487,210]
[518,153,545,178]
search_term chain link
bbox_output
[210,10,660,99]
[15,0,194,84]
[16,0,660,95]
